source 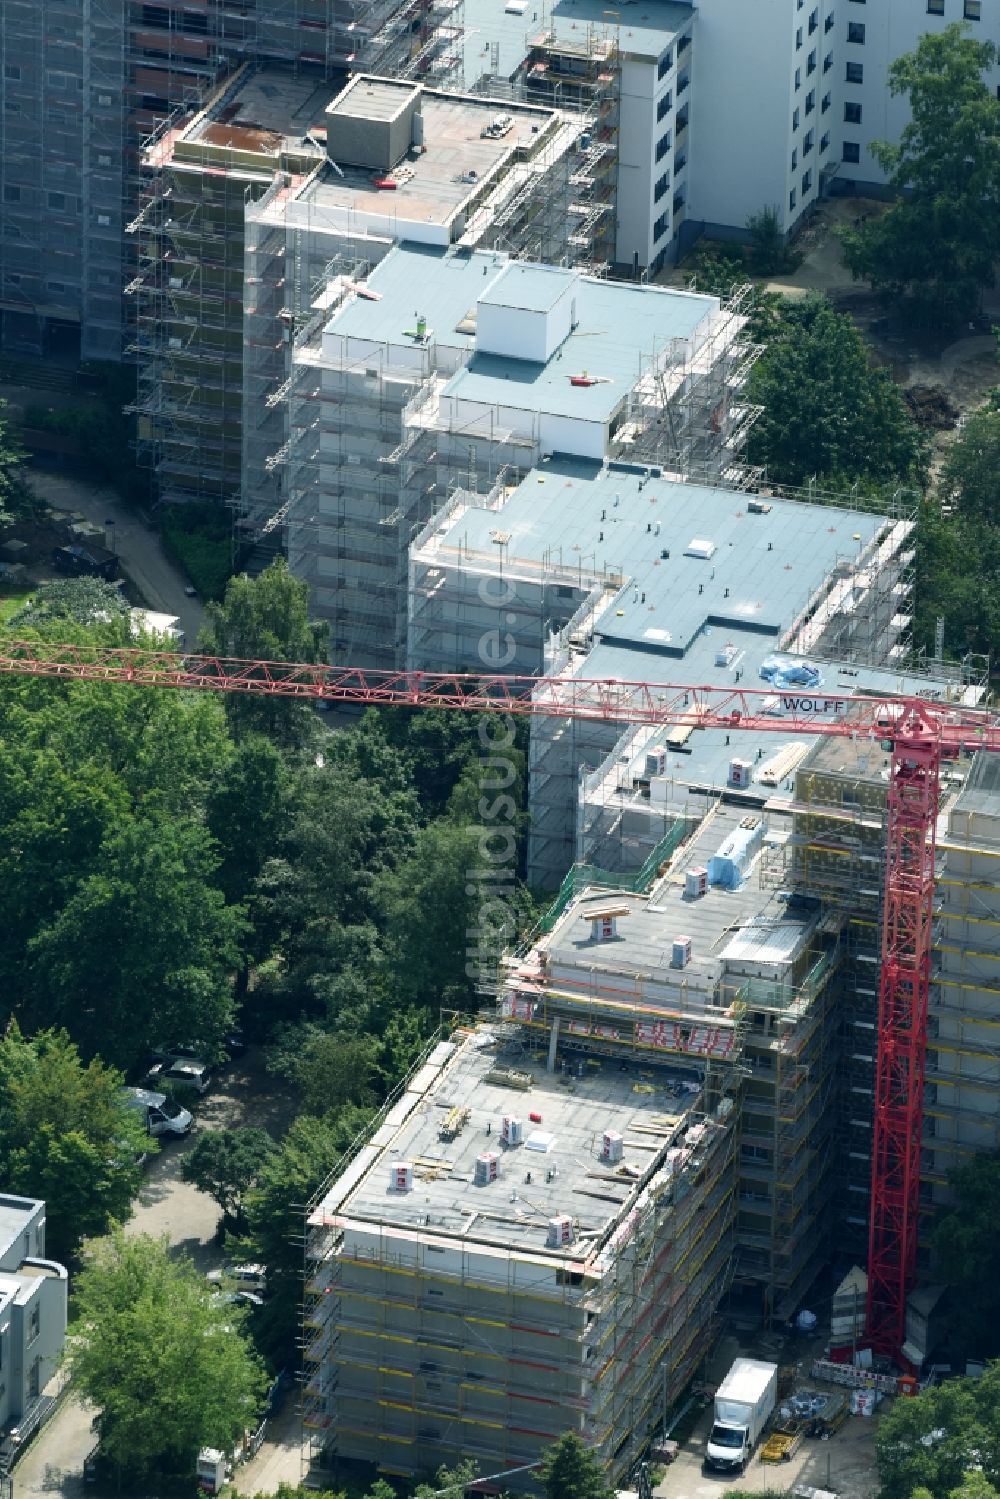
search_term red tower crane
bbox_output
[3,638,998,1362]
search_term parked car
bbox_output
[210,1290,265,1310]
[161,1058,213,1094]
[121,1086,193,1137]
[207,1263,268,1296]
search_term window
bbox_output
[795,67,802,89]
[46,280,67,294]
[805,89,815,113]
[791,148,798,170]
[657,47,673,79]
[653,213,669,243]
[3,185,20,202]
[803,128,814,154]
[802,169,812,194]
[48,191,67,209]
[808,7,818,32]
[656,90,672,121]
[28,1303,40,1346]
[820,130,831,152]
[822,91,831,112]
[843,140,861,163]
[5,62,21,79]
[96,91,113,105]
[926,0,944,9]
[97,152,112,167]
[846,61,863,82]
[96,212,111,226]
[793,107,800,130]
[807,48,816,73]
[848,21,866,41]
[654,172,669,202]
[825,11,834,30]
[655,130,671,162]
[844,100,862,122]
[964,0,981,17]
[796,27,803,48]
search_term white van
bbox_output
[123,1086,193,1138]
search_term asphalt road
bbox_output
[25,469,208,643]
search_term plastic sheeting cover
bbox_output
[759,655,824,690]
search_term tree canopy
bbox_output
[67,1229,268,1482]
[181,1126,276,1234]
[0,1022,148,1261]
[540,1432,615,1499]
[876,1362,1000,1499]
[932,1149,1000,1359]
[198,558,329,745]
[841,24,1000,327]
[747,297,923,487]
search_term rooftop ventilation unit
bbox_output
[601,1130,624,1164]
[685,538,716,560]
[685,866,708,899]
[645,749,667,777]
[501,1115,524,1146]
[729,758,752,789]
[389,1161,414,1192]
[547,1214,574,1247]
[589,904,629,942]
[475,1151,500,1185]
[671,935,692,969]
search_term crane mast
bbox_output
[2,637,998,1364]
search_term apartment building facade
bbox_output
[0,1194,68,1436]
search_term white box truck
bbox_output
[705,1358,778,1473]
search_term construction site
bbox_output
[279,245,757,667]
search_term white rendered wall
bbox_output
[475,280,577,362]
[843,3,1000,190]
[688,0,797,235]
[616,57,659,269]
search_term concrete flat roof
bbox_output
[543,804,798,993]
[307,91,557,229]
[322,249,716,405]
[0,1194,36,1260]
[189,68,334,152]
[443,281,716,421]
[328,77,421,122]
[463,0,693,84]
[333,1028,710,1257]
[426,458,886,648]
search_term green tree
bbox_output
[0,1022,148,1261]
[876,1362,1000,1499]
[181,1127,276,1234]
[913,501,1000,660]
[6,578,130,629]
[245,1110,371,1362]
[933,1149,1000,1358]
[746,205,799,277]
[685,251,786,345]
[198,559,329,745]
[540,1432,615,1499]
[67,1229,268,1482]
[940,406,1000,524]
[267,1026,379,1117]
[747,297,923,486]
[841,24,1000,327]
[207,735,289,910]
[25,816,245,1069]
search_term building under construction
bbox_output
[283,246,757,667]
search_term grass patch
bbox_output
[0,587,33,623]
[160,503,233,601]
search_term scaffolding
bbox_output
[471,21,622,276]
[127,66,327,507]
[301,1025,738,1486]
[612,283,763,487]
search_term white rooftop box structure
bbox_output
[475,262,579,364]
